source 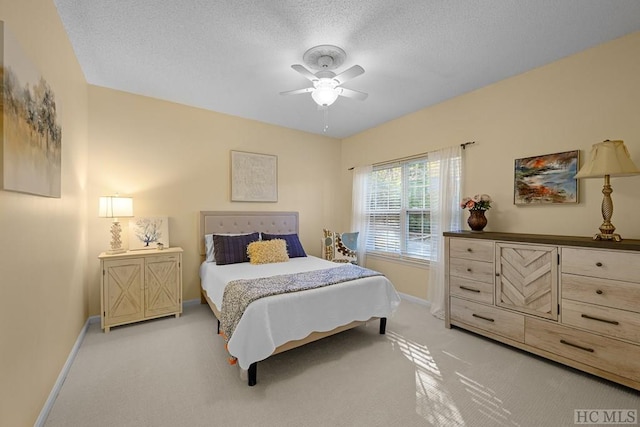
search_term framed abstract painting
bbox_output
[230,150,278,202]
[1,21,62,197]
[514,150,579,205]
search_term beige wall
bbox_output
[342,32,640,299]
[1,3,639,423]
[86,86,342,315]
[0,0,89,425]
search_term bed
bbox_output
[198,211,401,386]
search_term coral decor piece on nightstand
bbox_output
[461,194,492,232]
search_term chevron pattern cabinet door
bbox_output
[145,254,180,317]
[496,243,558,320]
[104,258,145,327]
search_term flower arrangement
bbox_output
[461,194,492,211]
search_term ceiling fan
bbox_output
[280,45,368,107]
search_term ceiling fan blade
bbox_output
[291,64,318,82]
[279,87,314,96]
[338,87,368,101]
[333,65,364,85]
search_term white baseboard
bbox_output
[398,292,430,307]
[34,316,96,427]
[183,298,201,308]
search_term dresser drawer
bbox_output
[450,276,494,304]
[562,247,640,283]
[562,273,640,314]
[526,317,640,382]
[562,299,640,343]
[450,297,524,342]
[449,257,494,284]
[449,238,494,262]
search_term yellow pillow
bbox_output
[247,239,289,264]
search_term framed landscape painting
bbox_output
[1,21,62,197]
[514,150,579,205]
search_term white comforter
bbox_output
[199,256,401,369]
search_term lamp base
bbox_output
[592,232,622,242]
[107,220,126,254]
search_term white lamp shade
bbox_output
[311,79,339,106]
[575,140,640,179]
[98,196,133,218]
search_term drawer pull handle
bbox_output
[596,289,603,295]
[581,313,619,325]
[595,262,603,267]
[472,313,495,322]
[560,339,594,353]
[460,285,480,293]
[467,268,472,272]
[467,248,473,252]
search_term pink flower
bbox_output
[461,194,492,211]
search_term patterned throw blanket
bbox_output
[220,264,383,342]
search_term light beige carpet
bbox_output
[44,300,638,427]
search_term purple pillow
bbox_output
[261,233,307,258]
[212,232,260,265]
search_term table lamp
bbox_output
[99,195,134,253]
[574,140,640,241]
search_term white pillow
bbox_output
[204,232,261,262]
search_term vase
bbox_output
[467,209,487,232]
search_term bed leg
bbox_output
[379,317,387,334]
[200,290,206,304]
[248,363,257,386]
[217,319,220,334]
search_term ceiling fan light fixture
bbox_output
[281,45,367,111]
[311,79,339,106]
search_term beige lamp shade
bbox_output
[98,196,133,218]
[575,140,640,179]
[574,140,639,242]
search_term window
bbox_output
[366,154,460,261]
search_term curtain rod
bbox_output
[347,141,475,170]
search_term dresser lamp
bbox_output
[574,140,640,241]
[99,195,133,254]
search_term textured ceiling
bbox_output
[53,0,640,138]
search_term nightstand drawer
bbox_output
[449,276,493,304]
[449,257,494,284]
[562,247,640,283]
[526,317,640,382]
[562,273,640,314]
[450,297,524,342]
[450,238,494,262]
[562,299,640,343]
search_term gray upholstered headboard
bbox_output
[199,211,299,256]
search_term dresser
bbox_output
[99,247,183,332]
[444,231,640,390]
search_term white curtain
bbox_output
[351,165,372,266]
[427,145,463,319]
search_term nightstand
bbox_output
[99,247,183,332]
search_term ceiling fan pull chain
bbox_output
[323,108,329,132]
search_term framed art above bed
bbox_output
[230,151,278,202]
